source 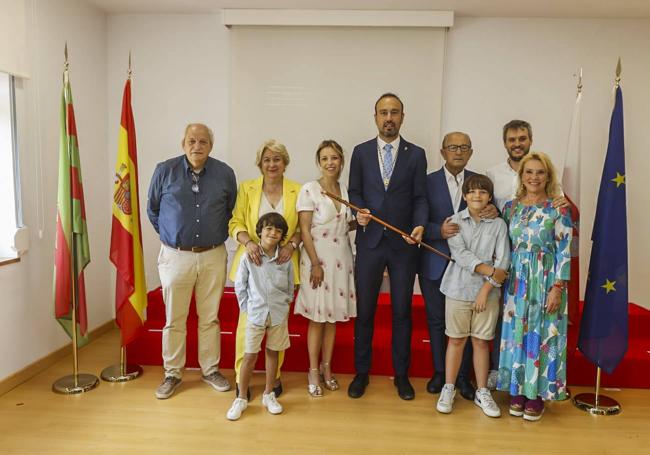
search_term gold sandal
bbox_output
[308,369,323,397]
[319,362,340,391]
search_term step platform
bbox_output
[127,288,650,388]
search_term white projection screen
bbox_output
[229,25,447,185]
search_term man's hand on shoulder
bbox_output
[440,217,460,239]
[551,196,570,209]
[479,203,499,220]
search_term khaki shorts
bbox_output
[445,295,500,340]
[244,315,290,354]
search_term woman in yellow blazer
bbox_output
[229,139,302,398]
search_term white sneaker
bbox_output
[475,388,501,418]
[262,391,283,415]
[487,370,498,390]
[226,398,248,421]
[436,384,456,414]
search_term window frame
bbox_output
[9,75,22,229]
[0,73,23,262]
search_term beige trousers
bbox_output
[158,244,227,379]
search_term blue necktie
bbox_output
[383,143,394,188]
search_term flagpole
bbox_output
[53,44,99,394]
[572,59,623,416]
[563,67,583,402]
[101,52,143,383]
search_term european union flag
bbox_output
[578,85,628,374]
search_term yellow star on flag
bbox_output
[601,279,616,294]
[611,172,625,187]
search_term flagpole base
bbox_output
[572,393,621,415]
[52,373,100,394]
[100,364,143,382]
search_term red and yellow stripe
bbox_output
[109,79,147,347]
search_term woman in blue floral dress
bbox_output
[497,152,572,421]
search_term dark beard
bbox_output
[382,126,398,138]
[508,150,529,162]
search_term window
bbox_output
[0,72,21,259]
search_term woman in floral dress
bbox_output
[295,140,356,397]
[497,152,572,421]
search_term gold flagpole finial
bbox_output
[128,51,132,80]
[615,57,622,87]
[63,42,70,84]
[574,67,583,94]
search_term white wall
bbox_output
[106,14,649,310]
[2,11,648,383]
[442,17,649,308]
[229,26,445,185]
[0,0,108,381]
[107,14,231,292]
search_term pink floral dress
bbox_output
[294,180,356,323]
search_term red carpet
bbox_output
[127,287,650,388]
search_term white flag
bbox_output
[563,87,582,325]
[562,90,582,213]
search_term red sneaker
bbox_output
[509,395,526,417]
[523,397,545,421]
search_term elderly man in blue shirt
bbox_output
[148,123,237,399]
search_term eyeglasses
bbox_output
[444,144,472,153]
[191,172,199,194]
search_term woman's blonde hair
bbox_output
[515,151,561,199]
[255,139,290,170]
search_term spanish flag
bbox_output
[109,78,147,346]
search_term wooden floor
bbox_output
[0,329,648,454]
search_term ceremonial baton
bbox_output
[322,190,453,262]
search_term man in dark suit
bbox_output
[348,93,428,400]
[419,131,497,401]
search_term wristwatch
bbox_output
[289,240,299,250]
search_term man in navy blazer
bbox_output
[419,131,479,401]
[348,93,428,400]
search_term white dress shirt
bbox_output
[486,160,518,212]
[443,165,465,214]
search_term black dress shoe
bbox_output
[456,379,476,401]
[273,380,283,398]
[394,375,415,400]
[426,372,445,394]
[347,373,369,399]
[235,383,251,401]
